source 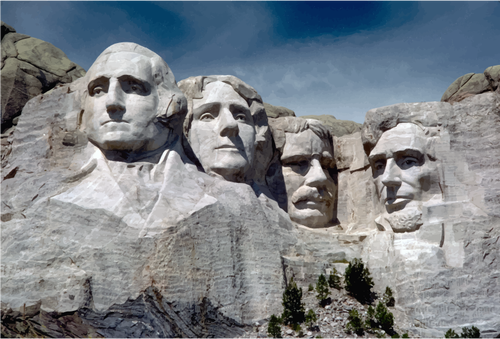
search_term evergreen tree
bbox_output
[328,268,342,289]
[344,258,374,304]
[315,273,331,307]
[383,286,395,307]
[268,314,282,338]
[282,278,305,325]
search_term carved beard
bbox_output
[376,206,423,233]
[386,207,423,233]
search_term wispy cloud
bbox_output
[2,1,499,123]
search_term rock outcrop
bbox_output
[441,65,500,104]
[301,114,362,137]
[264,102,296,118]
[1,21,86,136]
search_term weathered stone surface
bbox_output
[441,65,499,104]
[1,44,298,337]
[301,114,362,137]
[1,21,15,38]
[1,23,85,135]
[361,93,500,337]
[264,102,296,118]
[1,37,499,339]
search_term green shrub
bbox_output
[391,333,400,338]
[315,273,331,306]
[328,268,342,289]
[344,258,374,304]
[346,309,364,335]
[267,314,282,338]
[292,323,302,332]
[282,277,305,326]
[445,326,481,338]
[305,309,317,329]
[375,301,394,333]
[461,326,480,338]
[383,286,395,307]
[308,283,314,292]
[365,305,377,329]
[402,334,409,338]
[445,329,459,338]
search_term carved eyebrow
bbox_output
[230,103,250,113]
[280,153,309,162]
[393,148,425,160]
[117,74,147,85]
[87,76,109,91]
[368,152,386,163]
[193,102,220,116]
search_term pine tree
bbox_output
[281,278,305,326]
[268,314,283,338]
[344,258,374,304]
[315,273,331,307]
[328,268,342,289]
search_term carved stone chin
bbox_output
[376,207,423,233]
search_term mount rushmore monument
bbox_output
[1,26,499,338]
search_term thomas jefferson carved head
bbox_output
[178,75,269,183]
[269,117,337,228]
[362,105,443,232]
[80,43,187,160]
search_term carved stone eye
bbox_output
[200,113,215,121]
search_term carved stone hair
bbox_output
[268,116,333,155]
[177,75,269,149]
[361,102,451,158]
[79,42,187,132]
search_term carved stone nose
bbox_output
[381,158,401,187]
[219,109,239,137]
[305,158,328,187]
[106,80,125,113]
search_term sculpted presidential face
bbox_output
[281,129,336,228]
[188,81,256,182]
[369,123,440,231]
[83,52,168,154]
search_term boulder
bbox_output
[264,102,296,118]
[441,65,499,103]
[301,114,362,137]
[0,22,86,135]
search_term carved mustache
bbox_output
[291,186,333,205]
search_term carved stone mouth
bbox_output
[102,119,128,125]
[216,144,239,150]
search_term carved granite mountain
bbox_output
[1,21,86,135]
[0,36,499,339]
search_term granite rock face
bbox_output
[1,21,86,134]
[1,38,499,339]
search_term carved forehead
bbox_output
[193,81,248,107]
[282,129,332,159]
[370,123,428,158]
[87,52,153,82]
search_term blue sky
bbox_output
[2,1,499,123]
